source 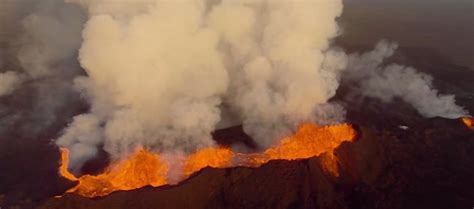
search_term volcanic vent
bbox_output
[0,0,473,209]
[58,123,356,198]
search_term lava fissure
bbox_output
[59,123,356,198]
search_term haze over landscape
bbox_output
[342,0,473,69]
[0,1,472,209]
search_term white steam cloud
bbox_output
[17,4,85,79]
[2,0,465,173]
[0,71,22,97]
[345,41,468,119]
[57,0,348,171]
[0,0,87,134]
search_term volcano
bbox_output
[0,1,473,209]
[40,117,474,209]
[56,123,356,198]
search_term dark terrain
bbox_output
[0,1,473,209]
[1,45,473,208]
[39,117,474,209]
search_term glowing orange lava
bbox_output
[60,148,168,198]
[59,148,78,181]
[462,117,474,130]
[183,147,234,177]
[59,123,356,198]
[255,123,355,164]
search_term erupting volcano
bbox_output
[59,123,356,198]
[59,148,169,198]
[1,0,473,209]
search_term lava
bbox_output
[461,117,474,130]
[60,148,168,198]
[263,123,354,162]
[183,147,234,177]
[59,123,356,198]
[59,148,78,181]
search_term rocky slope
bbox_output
[39,118,474,209]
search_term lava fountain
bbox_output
[59,123,356,198]
[59,148,168,198]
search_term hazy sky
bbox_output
[1,0,473,68]
[340,0,474,68]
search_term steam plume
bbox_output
[1,0,467,174]
[57,0,347,171]
[0,0,86,134]
[0,71,22,97]
[345,41,468,119]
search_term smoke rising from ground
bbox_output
[56,0,348,170]
[345,41,468,119]
[0,0,468,174]
[0,0,86,135]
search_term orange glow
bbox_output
[59,148,168,198]
[462,117,474,130]
[59,123,356,198]
[59,148,78,181]
[263,123,355,162]
[319,152,340,177]
[183,147,234,177]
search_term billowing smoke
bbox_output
[1,0,468,174]
[210,0,348,146]
[56,0,347,171]
[17,1,85,79]
[0,71,22,97]
[345,41,468,119]
[0,0,86,134]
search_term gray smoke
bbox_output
[0,0,468,175]
[0,0,86,134]
[54,0,348,171]
[0,71,22,97]
[345,41,468,119]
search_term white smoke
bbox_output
[59,0,229,166]
[56,0,348,171]
[33,1,465,174]
[210,1,347,146]
[19,1,87,132]
[18,6,84,79]
[345,41,468,119]
[0,71,22,97]
[0,0,86,80]
[56,114,103,173]
[0,0,87,135]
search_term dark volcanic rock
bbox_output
[38,119,474,209]
[2,9,473,209]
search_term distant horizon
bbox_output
[341,0,474,69]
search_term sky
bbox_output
[340,0,474,68]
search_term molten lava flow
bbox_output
[59,148,168,198]
[266,123,355,160]
[244,123,356,167]
[183,147,234,177]
[59,123,356,198]
[59,148,78,181]
[462,117,474,130]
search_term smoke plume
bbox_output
[0,0,86,134]
[0,0,468,174]
[0,71,22,97]
[53,0,348,171]
[345,41,468,119]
